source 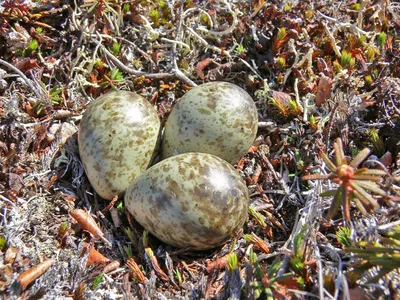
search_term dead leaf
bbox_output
[195,58,212,79]
[70,209,111,246]
[81,243,110,267]
[5,246,21,264]
[206,255,228,272]
[145,248,169,282]
[0,264,13,291]
[17,258,56,290]
[315,75,332,106]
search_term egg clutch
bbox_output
[78,82,259,250]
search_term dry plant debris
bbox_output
[0,0,400,299]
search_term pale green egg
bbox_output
[79,91,161,200]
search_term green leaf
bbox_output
[227,252,238,272]
[268,260,282,278]
[336,227,352,246]
[92,273,104,289]
[327,186,344,220]
[0,236,6,252]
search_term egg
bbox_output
[78,90,161,200]
[162,82,258,164]
[125,152,249,250]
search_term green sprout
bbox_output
[340,50,355,68]
[0,236,6,252]
[249,206,267,229]
[174,268,183,286]
[28,39,39,52]
[247,249,294,299]
[124,245,134,258]
[365,75,373,87]
[123,227,138,251]
[276,56,286,70]
[235,44,246,55]
[110,43,121,56]
[378,32,387,48]
[92,273,104,289]
[101,68,124,90]
[227,252,238,273]
[122,3,130,13]
[337,227,353,247]
[366,47,376,62]
[366,128,385,157]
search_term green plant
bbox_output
[336,227,353,247]
[101,68,124,90]
[365,74,373,87]
[32,85,63,115]
[366,128,385,157]
[235,44,246,55]
[303,138,387,221]
[110,42,121,56]
[92,273,104,289]
[248,249,294,299]
[27,39,39,53]
[276,56,286,70]
[366,47,376,62]
[174,268,182,286]
[0,235,6,252]
[122,3,130,13]
[123,227,138,250]
[340,50,355,68]
[227,252,238,273]
[124,244,134,258]
[345,226,400,282]
[378,32,387,48]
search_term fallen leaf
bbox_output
[195,58,212,79]
[17,258,56,290]
[70,209,111,246]
[81,243,110,267]
[315,75,332,107]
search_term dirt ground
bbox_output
[1,0,400,299]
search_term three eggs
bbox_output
[78,82,258,250]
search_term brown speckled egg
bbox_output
[162,82,258,164]
[125,152,249,250]
[78,91,161,200]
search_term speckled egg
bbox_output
[78,91,161,200]
[162,82,258,164]
[125,152,249,250]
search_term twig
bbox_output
[185,25,231,57]
[317,10,375,38]
[170,4,197,87]
[313,243,325,300]
[197,0,239,36]
[249,2,270,19]
[325,103,339,149]
[321,22,342,58]
[93,37,196,86]
[0,59,42,99]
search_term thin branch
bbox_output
[0,59,42,99]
